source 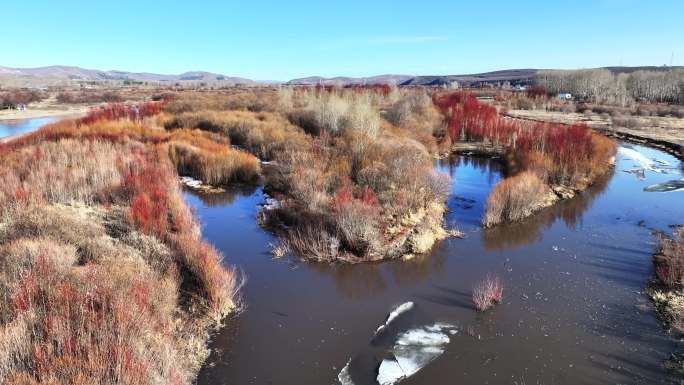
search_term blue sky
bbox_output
[3,0,683,80]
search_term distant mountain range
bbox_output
[0,65,255,85]
[287,67,683,86]
[1,65,681,87]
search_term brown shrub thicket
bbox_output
[0,109,241,384]
[483,171,550,227]
[655,230,684,290]
[0,90,45,109]
[1,118,261,187]
[163,90,278,114]
[56,90,123,104]
[164,110,309,160]
[165,88,452,261]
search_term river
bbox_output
[192,145,683,384]
[2,118,683,384]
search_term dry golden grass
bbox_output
[0,117,242,384]
[164,110,310,160]
[484,171,551,227]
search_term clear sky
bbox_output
[3,0,683,80]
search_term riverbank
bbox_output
[506,109,684,160]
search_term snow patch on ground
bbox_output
[180,176,203,188]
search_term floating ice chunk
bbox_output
[619,147,659,171]
[376,323,454,385]
[377,358,406,385]
[644,179,684,192]
[338,360,354,385]
[618,147,673,174]
[393,345,444,377]
[340,303,456,385]
[376,302,414,334]
[395,327,450,347]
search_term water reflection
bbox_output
[305,251,448,300]
[436,155,505,230]
[183,184,259,207]
[437,154,505,186]
[482,170,613,251]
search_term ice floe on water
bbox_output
[644,179,684,192]
[339,302,456,385]
[377,323,456,385]
[376,302,414,334]
[618,146,675,174]
[338,360,354,385]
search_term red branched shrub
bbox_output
[433,91,616,186]
[0,109,243,385]
[79,101,165,125]
[472,274,504,311]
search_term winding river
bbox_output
[2,118,683,385]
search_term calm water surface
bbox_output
[0,117,56,139]
[192,145,684,385]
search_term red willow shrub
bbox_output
[126,161,171,236]
[433,92,614,185]
[472,274,504,311]
[0,113,242,384]
[79,101,165,125]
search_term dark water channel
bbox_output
[192,144,684,385]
